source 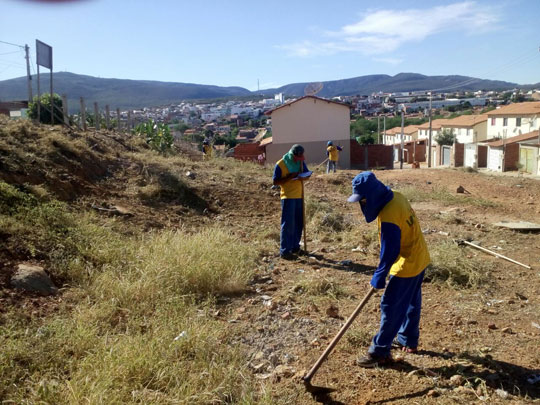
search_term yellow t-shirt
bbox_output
[377,191,430,277]
[276,159,303,199]
[327,145,339,161]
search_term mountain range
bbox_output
[0,71,534,112]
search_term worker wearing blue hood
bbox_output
[348,172,430,367]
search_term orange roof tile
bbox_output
[486,102,540,116]
[384,125,419,135]
[417,119,451,130]
[443,114,487,128]
[485,130,539,147]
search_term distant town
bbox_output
[120,87,540,149]
[1,85,539,175]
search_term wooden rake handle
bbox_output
[303,287,377,383]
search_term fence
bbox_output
[47,95,136,133]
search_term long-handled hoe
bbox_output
[302,287,376,396]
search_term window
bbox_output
[503,118,508,126]
[491,117,496,126]
[516,117,521,127]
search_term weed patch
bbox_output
[426,241,490,288]
[398,186,498,207]
[293,275,347,298]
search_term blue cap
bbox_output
[327,141,333,146]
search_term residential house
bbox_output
[486,101,540,140]
[442,114,488,168]
[485,129,540,175]
[0,101,28,118]
[389,125,421,163]
[417,119,452,166]
[236,129,257,143]
[417,119,450,142]
[264,95,351,167]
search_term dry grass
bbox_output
[293,274,348,299]
[426,241,491,288]
[398,185,498,208]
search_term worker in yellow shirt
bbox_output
[347,172,430,367]
[272,144,310,260]
[202,140,212,160]
[326,141,342,173]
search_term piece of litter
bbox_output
[487,299,504,306]
[340,260,352,266]
[495,389,509,399]
[532,322,540,330]
[174,331,187,341]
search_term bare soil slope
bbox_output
[1,118,539,404]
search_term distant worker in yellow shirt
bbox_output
[202,139,212,160]
[326,141,342,173]
[347,171,430,368]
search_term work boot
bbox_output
[392,340,418,354]
[280,252,297,261]
[355,353,392,368]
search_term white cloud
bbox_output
[278,1,499,57]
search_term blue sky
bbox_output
[1,0,539,90]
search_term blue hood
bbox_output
[348,172,393,223]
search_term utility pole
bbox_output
[400,106,404,169]
[383,115,386,145]
[377,115,380,144]
[24,44,32,102]
[428,92,433,168]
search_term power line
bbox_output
[0,40,24,49]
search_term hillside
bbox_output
[0,72,251,111]
[0,72,525,111]
[0,117,539,404]
[261,73,520,97]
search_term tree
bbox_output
[214,134,238,149]
[356,134,376,145]
[28,93,64,125]
[176,122,190,133]
[435,129,455,146]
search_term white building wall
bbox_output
[271,98,350,144]
[487,115,539,139]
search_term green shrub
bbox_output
[134,119,174,154]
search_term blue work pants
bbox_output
[280,198,303,256]
[327,160,337,173]
[369,270,425,357]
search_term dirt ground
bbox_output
[217,167,540,405]
[1,121,539,404]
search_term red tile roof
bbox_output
[485,130,539,147]
[486,102,540,116]
[443,114,488,128]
